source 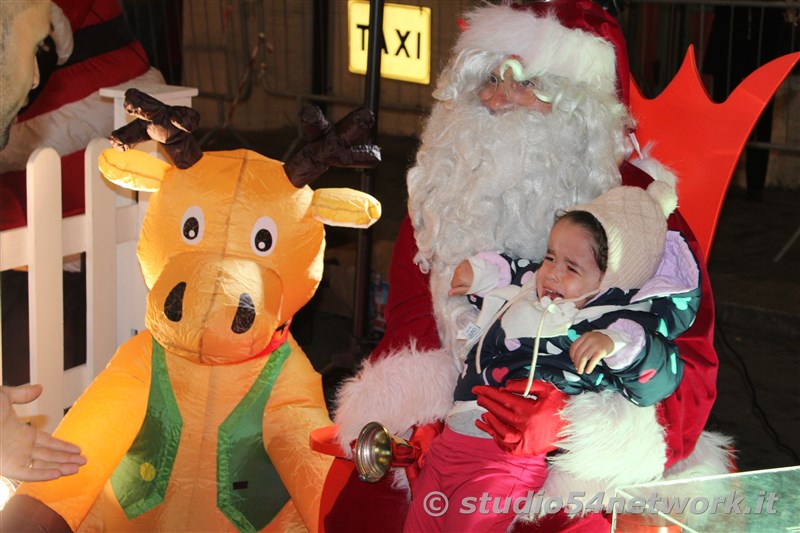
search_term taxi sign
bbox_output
[348,1,431,85]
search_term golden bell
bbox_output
[354,421,416,483]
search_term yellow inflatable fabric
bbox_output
[15,148,381,532]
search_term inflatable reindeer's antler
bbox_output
[109,88,203,169]
[630,47,800,260]
[283,105,382,187]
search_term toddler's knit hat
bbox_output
[566,180,678,292]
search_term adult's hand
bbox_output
[448,260,474,296]
[473,379,568,456]
[0,385,86,482]
[403,421,444,493]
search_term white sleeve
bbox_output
[467,253,506,295]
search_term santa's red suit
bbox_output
[328,2,732,532]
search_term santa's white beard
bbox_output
[408,96,624,357]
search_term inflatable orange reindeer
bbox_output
[4,101,381,532]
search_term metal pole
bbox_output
[352,0,383,346]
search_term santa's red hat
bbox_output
[455,0,631,107]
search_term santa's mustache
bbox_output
[410,99,617,266]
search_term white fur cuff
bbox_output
[553,390,667,487]
[528,393,732,521]
[332,343,459,455]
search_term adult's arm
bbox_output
[333,215,456,448]
[325,216,448,533]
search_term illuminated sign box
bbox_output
[348,1,431,85]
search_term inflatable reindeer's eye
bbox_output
[251,216,277,256]
[180,206,205,244]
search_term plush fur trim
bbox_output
[518,393,733,522]
[642,431,735,529]
[517,391,666,519]
[544,391,667,497]
[630,153,679,189]
[332,343,459,456]
[664,430,734,480]
[456,4,617,98]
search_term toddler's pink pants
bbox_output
[404,425,548,532]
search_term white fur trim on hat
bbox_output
[455,4,617,99]
[332,343,459,456]
[631,155,681,216]
[630,154,679,189]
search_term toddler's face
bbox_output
[536,219,603,308]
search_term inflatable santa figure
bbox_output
[0,0,164,230]
[330,1,732,531]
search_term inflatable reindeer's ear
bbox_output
[283,105,382,188]
[311,188,382,229]
[98,148,172,192]
[109,88,203,170]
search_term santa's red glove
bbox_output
[403,421,444,492]
[473,379,568,456]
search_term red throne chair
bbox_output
[311,49,800,533]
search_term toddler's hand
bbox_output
[449,260,474,296]
[569,331,614,374]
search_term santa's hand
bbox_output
[449,260,474,296]
[570,331,614,374]
[473,379,568,456]
[403,421,444,493]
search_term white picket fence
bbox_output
[0,83,197,432]
[0,139,148,432]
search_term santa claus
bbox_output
[329,1,732,531]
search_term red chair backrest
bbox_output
[629,46,800,263]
